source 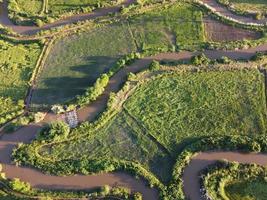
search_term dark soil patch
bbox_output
[204,18,261,42]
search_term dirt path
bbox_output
[183,152,267,200]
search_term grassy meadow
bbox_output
[218,0,267,14]
[31,23,137,108]
[48,0,119,15]
[128,3,205,51]
[125,69,267,153]
[225,179,267,200]
[0,39,41,125]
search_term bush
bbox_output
[149,60,160,71]
[133,192,143,200]
[255,13,264,20]
[34,112,46,123]
[76,74,109,106]
[51,105,65,114]
[37,121,70,141]
[10,178,31,193]
[191,53,211,65]
[100,185,111,195]
[36,19,44,27]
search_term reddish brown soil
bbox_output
[183,152,267,200]
[204,18,261,42]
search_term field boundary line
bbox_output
[123,108,173,157]
[25,37,55,109]
[259,68,267,117]
[125,20,140,51]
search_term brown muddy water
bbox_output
[183,152,267,200]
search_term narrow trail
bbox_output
[183,152,267,200]
[0,0,267,199]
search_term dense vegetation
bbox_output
[0,38,42,125]
[200,161,267,200]
[8,0,121,25]
[31,2,205,108]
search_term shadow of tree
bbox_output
[31,55,120,106]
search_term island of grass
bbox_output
[0,38,42,126]
[7,0,122,26]
[217,0,267,17]
[31,2,205,109]
[201,160,267,200]
[13,63,267,198]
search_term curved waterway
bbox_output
[183,152,267,200]
[0,0,267,199]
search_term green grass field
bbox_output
[31,23,137,108]
[48,0,119,15]
[128,3,205,50]
[225,179,267,200]
[10,0,43,15]
[0,39,41,125]
[39,111,174,182]
[125,69,267,153]
[32,2,204,108]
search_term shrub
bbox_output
[76,74,109,106]
[36,19,44,27]
[255,13,264,20]
[133,192,143,200]
[10,178,31,193]
[34,112,46,123]
[37,121,70,141]
[100,185,111,195]
[149,60,160,71]
[51,105,65,114]
[191,53,211,65]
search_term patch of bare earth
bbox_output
[204,18,261,42]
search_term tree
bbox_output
[38,121,70,141]
[149,60,160,71]
[10,178,31,193]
